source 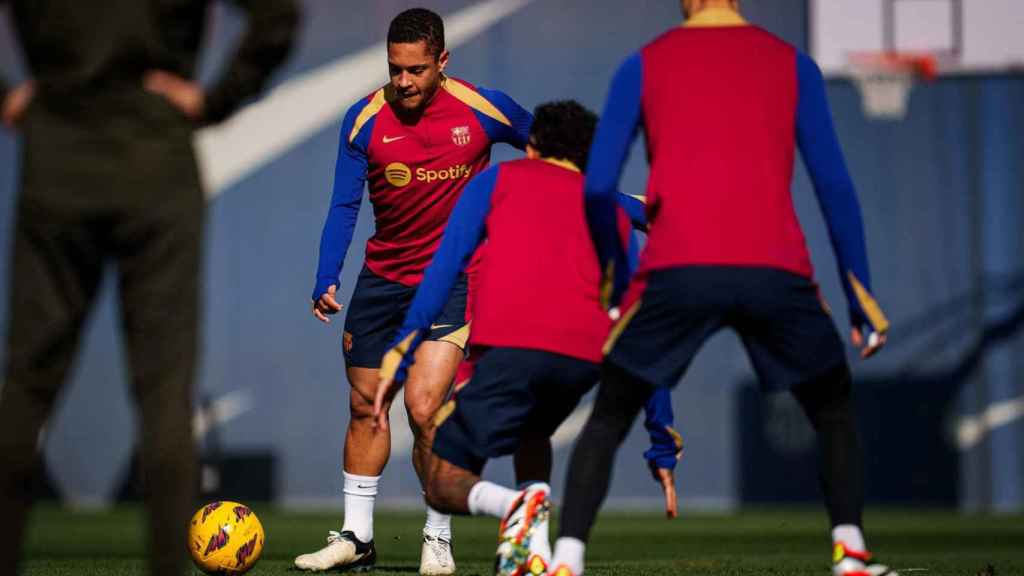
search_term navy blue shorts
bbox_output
[606,266,847,391]
[342,265,469,369]
[432,348,599,475]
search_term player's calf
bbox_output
[424,456,480,514]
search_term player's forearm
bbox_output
[313,109,370,300]
[796,52,878,318]
[642,387,680,470]
[586,53,644,304]
[585,192,631,306]
[817,179,871,296]
[312,203,358,300]
[643,422,682,471]
[204,0,300,123]
[617,192,648,231]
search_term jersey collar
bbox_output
[541,157,581,173]
[683,7,748,28]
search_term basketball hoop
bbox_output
[847,52,938,120]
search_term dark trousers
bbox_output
[0,97,202,576]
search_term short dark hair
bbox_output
[529,100,599,171]
[388,8,445,58]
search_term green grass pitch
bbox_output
[20,504,1024,575]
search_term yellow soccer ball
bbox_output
[188,501,265,574]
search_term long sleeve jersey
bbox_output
[383,156,681,472]
[0,0,299,124]
[585,11,889,334]
[312,77,532,299]
[391,158,618,363]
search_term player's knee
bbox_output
[349,388,376,422]
[404,391,442,432]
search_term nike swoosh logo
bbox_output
[430,323,455,330]
[356,484,374,489]
[382,135,407,144]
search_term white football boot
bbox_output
[419,531,456,575]
[294,530,376,572]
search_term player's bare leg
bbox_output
[426,456,551,576]
[405,340,462,487]
[424,456,482,514]
[294,366,384,572]
[404,340,462,575]
[346,366,393,476]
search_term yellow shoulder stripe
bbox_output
[848,272,890,334]
[443,79,512,127]
[349,86,393,144]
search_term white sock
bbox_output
[832,524,866,552]
[341,471,378,542]
[467,481,520,518]
[424,505,452,540]
[551,537,585,575]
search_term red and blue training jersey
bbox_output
[387,157,682,471]
[313,77,532,299]
[395,157,623,363]
[585,12,889,334]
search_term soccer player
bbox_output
[372,101,683,576]
[548,1,897,576]
[299,8,532,575]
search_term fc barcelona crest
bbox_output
[451,125,471,146]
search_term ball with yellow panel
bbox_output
[188,501,265,574]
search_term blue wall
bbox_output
[1,0,1021,510]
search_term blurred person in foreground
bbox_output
[548,1,894,575]
[0,1,299,574]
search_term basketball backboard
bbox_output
[810,0,1024,77]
